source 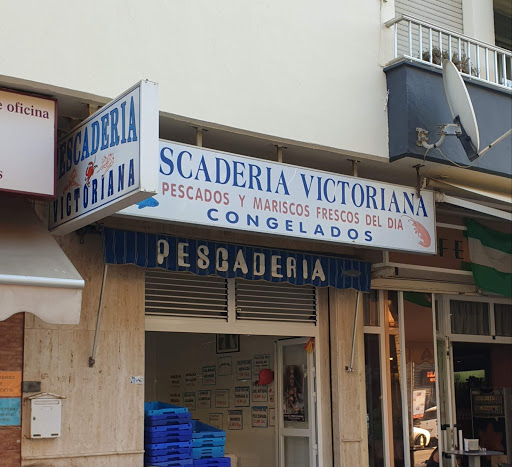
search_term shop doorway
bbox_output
[452,342,511,466]
[145,332,318,467]
[434,296,512,467]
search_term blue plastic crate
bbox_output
[192,458,230,466]
[145,422,193,434]
[191,437,225,448]
[145,440,191,451]
[146,414,192,427]
[146,460,193,467]
[191,421,226,439]
[146,447,191,457]
[145,402,189,416]
[145,450,191,463]
[147,412,191,422]
[191,446,225,459]
[145,433,192,444]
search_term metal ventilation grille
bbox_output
[145,271,228,319]
[235,279,316,324]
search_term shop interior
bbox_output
[453,342,512,467]
[145,332,313,467]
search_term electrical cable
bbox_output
[435,147,474,168]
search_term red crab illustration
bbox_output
[85,159,98,188]
[402,216,431,248]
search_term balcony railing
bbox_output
[385,14,512,90]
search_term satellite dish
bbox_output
[417,60,511,162]
[442,59,480,160]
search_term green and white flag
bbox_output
[466,219,512,297]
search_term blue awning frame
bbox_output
[103,228,371,292]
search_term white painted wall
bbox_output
[462,0,496,44]
[0,0,393,160]
[146,332,278,467]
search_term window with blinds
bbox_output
[145,271,228,320]
[234,279,317,324]
[145,271,317,324]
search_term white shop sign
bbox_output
[0,89,56,197]
[49,81,159,235]
[120,141,437,254]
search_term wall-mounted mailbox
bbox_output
[25,392,65,439]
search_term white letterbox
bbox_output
[25,393,65,439]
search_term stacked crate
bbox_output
[191,421,230,467]
[144,402,193,467]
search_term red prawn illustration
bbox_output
[62,168,81,192]
[97,153,115,178]
[85,157,98,188]
[402,216,431,248]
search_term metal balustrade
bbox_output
[385,14,512,90]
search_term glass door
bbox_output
[434,298,456,467]
[276,338,317,467]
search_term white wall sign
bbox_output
[228,410,243,430]
[236,360,252,381]
[202,366,216,386]
[253,355,271,373]
[183,392,196,411]
[198,390,212,409]
[169,374,181,386]
[209,413,223,430]
[49,80,159,235]
[215,389,230,408]
[413,389,427,418]
[169,393,182,405]
[252,385,268,403]
[0,88,56,197]
[185,372,197,387]
[251,406,268,428]
[120,140,436,254]
[234,386,250,407]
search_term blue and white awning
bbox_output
[103,228,371,292]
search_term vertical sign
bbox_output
[49,80,159,235]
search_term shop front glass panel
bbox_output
[386,291,405,467]
[450,300,490,335]
[403,292,437,466]
[364,290,380,327]
[495,304,512,337]
[284,437,309,467]
[278,338,316,467]
[364,333,384,466]
[282,344,309,429]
